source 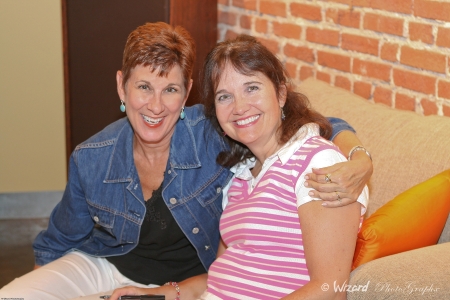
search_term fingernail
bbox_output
[322,202,328,206]
[304,175,310,180]
[308,191,314,196]
[304,181,309,187]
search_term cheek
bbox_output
[215,107,228,127]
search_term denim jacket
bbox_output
[33,104,354,269]
[33,105,233,269]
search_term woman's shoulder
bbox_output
[75,117,130,150]
[184,104,206,123]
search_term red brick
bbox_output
[421,98,438,116]
[232,0,257,11]
[381,43,399,62]
[364,13,404,36]
[414,0,450,22]
[437,27,450,48]
[393,68,436,95]
[257,38,280,54]
[409,22,433,44]
[326,0,353,4]
[306,27,339,46]
[219,11,237,26]
[395,93,416,111]
[260,0,287,17]
[342,33,379,56]
[273,22,302,39]
[443,104,450,117]
[373,86,392,106]
[291,3,322,21]
[317,71,331,83]
[438,80,450,99]
[318,51,351,72]
[353,0,413,14]
[285,62,297,80]
[353,58,391,81]
[240,15,252,29]
[225,30,239,41]
[400,46,446,73]
[353,81,372,99]
[326,8,361,28]
[284,43,315,63]
[300,66,314,81]
[335,76,351,90]
[255,18,268,34]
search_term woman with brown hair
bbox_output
[198,34,368,299]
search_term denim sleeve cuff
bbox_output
[34,250,63,266]
[327,117,356,141]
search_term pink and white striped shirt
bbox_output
[204,124,368,300]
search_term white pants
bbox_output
[0,251,158,300]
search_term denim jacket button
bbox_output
[205,245,210,250]
[192,227,199,234]
[170,198,177,204]
[93,216,99,222]
[167,170,171,174]
[216,187,221,194]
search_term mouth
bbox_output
[235,115,260,126]
[142,114,163,125]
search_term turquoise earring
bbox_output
[180,107,185,120]
[120,100,126,113]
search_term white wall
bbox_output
[0,0,66,193]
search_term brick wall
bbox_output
[217,0,450,117]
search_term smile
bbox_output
[235,115,260,126]
[142,114,163,124]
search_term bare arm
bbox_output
[281,200,361,299]
[305,130,373,207]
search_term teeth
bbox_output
[236,115,259,126]
[142,114,162,124]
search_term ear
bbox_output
[182,79,193,107]
[116,70,125,100]
[278,83,287,108]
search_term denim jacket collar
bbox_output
[104,118,201,183]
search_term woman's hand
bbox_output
[108,286,168,300]
[108,273,207,300]
[304,151,372,207]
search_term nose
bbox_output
[147,93,164,114]
[232,96,250,115]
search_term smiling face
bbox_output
[117,64,192,147]
[215,63,286,158]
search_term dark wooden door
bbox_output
[62,0,217,161]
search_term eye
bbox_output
[216,94,232,103]
[247,85,259,92]
[166,86,178,93]
[138,84,149,90]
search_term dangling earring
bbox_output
[120,100,126,113]
[281,106,286,121]
[180,107,186,120]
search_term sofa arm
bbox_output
[348,242,450,299]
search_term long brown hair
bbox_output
[201,34,332,168]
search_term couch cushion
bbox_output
[352,169,450,269]
[299,78,450,218]
[348,242,450,300]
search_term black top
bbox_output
[107,184,205,285]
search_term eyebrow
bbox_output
[215,81,263,96]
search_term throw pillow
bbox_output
[352,169,450,270]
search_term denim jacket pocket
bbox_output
[87,203,116,236]
[191,169,230,218]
